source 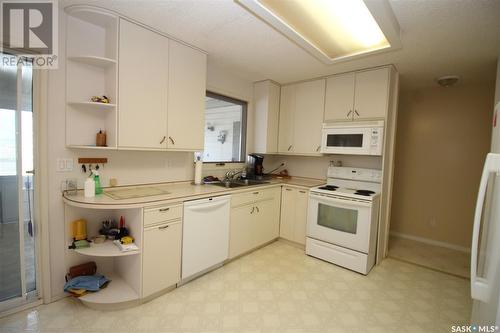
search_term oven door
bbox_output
[321,127,371,155]
[307,193,373,253]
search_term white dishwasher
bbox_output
[182,195,230,281]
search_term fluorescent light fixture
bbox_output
[236,0,401,64]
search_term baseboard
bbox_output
[390,231,471,253]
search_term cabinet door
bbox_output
[279,187,296,241]
[118,19,168,149]
[292,189,308,245]
[324,73,355,122]
[253,80,280,154]
[254,196,281,247]
[278,84,295,153]
[143,221,182,297]
[229,204,254,259]
[167,40,207,150]
[353,68,389,120]
[293,79,325,154]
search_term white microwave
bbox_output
[321,121,384,155]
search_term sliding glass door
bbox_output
[0,54,38,311]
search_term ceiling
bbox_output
[62,0,500,90]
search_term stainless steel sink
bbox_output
[210,179,270,188]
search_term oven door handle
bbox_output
[309,193,373,208]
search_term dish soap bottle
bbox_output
[94,170,103,195]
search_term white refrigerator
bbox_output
[471,101,500,324]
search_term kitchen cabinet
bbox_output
[324,67,389,122]
[278,79,325,154]
[253,80,280,154]
[167,40,207,151]
[142,220,182,298]
[229,187,281,258]
[118,19,169,149]
[279,186,308,245]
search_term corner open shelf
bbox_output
[68,101,116,109]
[74,240,140,257]
[79,272,140,310]
[68,55,116,68]
[65,5,118,148]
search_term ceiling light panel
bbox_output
[237,0,401,64]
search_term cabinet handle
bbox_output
[159,208,170,212]
[253,191,259,195]
[285,188,292,191]
[288,145,292,151]
[169,136,175,145]
[299,190,306,194]
[158,225,169,230]
[255,206,260,213]
[347,110,352,118]
[250,206,255,214]
[316,145,321,152]
[354,110,360,117]
[160,136,166,144]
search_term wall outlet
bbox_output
[56,158,74,172]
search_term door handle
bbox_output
[160,136,166,144]
[354,110,360,117]
[158,225,169,230]
[169,136,175,145]
[347,110,352,118]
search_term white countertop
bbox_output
[63,177,326,209]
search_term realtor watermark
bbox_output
[451,325,499,332]
[1,0,58,68]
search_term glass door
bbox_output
[0,54,38,312]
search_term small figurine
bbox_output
[91,95,110,104]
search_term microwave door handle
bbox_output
[471,153,500,302]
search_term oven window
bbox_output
[317,204,358,234]
[327,134,363,148]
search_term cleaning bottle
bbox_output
[94,170,103,195]
[84,175,95,198]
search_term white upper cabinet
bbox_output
[278,84,296,153]
[278,79,325,154]
[324,67,390,122]
[118,19,169,149]
[324,73,355,122]
[293,79,325,154]
[253,80,280,154]
[167,40,207,151]
[353,68,390,120]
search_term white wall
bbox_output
[45,9,255,300]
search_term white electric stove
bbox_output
[306,166,382,275]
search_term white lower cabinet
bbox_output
[280,186,308,245]
[142,220,182,298]
[229,187,281,258]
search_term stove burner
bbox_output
[355,190,375,196]
[318,185,338,191]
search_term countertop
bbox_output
[62,177,325,209]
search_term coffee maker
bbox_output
[246,154,264,179]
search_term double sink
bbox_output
[210,179,270,189]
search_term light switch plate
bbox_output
[56,158,74,172]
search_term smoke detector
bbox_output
[436,75,460,87]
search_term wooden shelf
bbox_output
[68,101,116,109]
[74,240,140,257]
[68,55,116,68]
[79,273,139,309]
